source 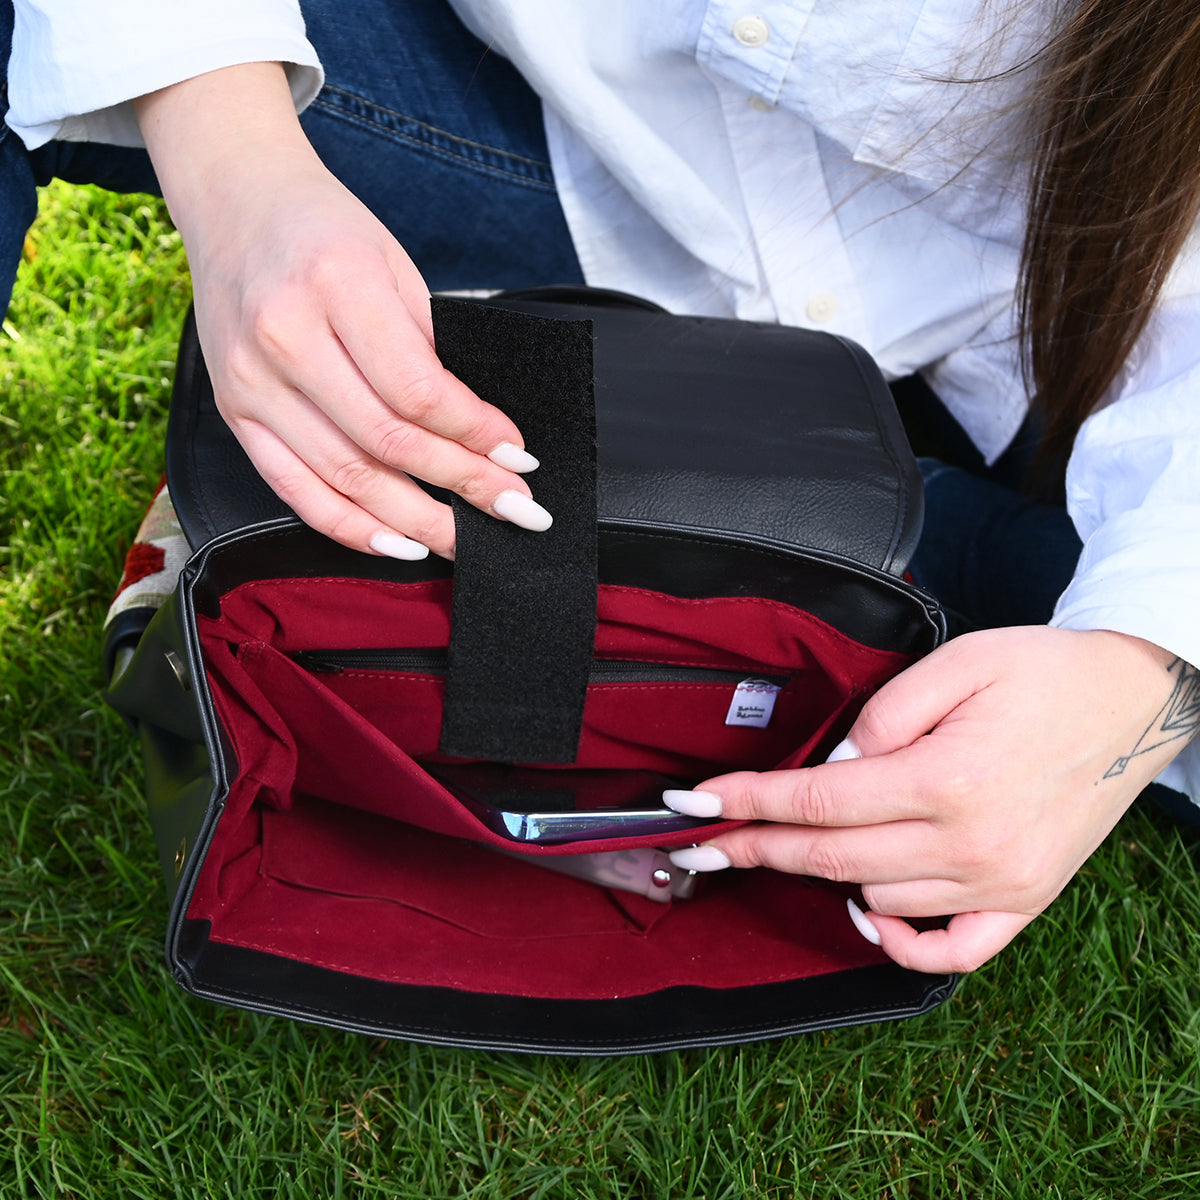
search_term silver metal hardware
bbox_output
[164,650,191,691]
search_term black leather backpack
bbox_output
[105,288,953,1053]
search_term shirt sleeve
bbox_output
[7,0,324,149]
[1050,245,1200,804]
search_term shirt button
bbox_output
[732,15,771,47]
[806,292,838,323]
[748,95,777,112]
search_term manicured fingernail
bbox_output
[825,736,861,764]
[667,845,732,872]
[492,490,553,532]
[369,531,430,561]
[846,898,882,946]
[662,789,724,818]
[488,442,540,472]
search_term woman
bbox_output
[5,0,1199,973]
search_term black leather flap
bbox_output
[166,289,922,574]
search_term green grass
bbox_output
[2,181,1200,1198]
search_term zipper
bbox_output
[293,647,790,687]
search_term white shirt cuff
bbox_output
[8,1,323,149]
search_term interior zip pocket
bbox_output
[293,647,791,687]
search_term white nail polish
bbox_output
[667,845,732,873]
[369,531,431,561]
[825,735,862,764]
[492,490,553,532]
[662,789,724,818]
[488,442,540,472]
[846,898,882,946]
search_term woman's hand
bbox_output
[667,627,1200,973]
[135,63,549,561]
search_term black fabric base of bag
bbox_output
[175,928,953,1054]
[107,288,956,1053]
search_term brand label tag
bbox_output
[724,678,782,728]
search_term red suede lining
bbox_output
[188,577,907,998]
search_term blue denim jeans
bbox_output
[908,454,1083,637]
[0,0,583,318]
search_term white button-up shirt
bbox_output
[9,0,1200,799]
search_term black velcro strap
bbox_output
[433,297,597,764]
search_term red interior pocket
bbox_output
[185,576,910,998]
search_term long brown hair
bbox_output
[1021,2,1200,475]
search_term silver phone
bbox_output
[427,763,717,845]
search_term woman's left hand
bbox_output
[667,627,1199,974]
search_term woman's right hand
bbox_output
[134,62,550,561]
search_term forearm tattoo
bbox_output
[1103,658,1200,780]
